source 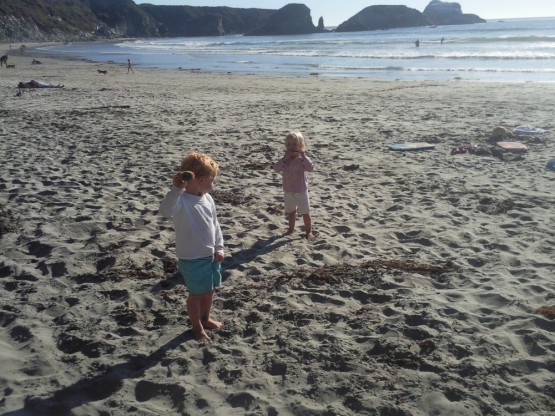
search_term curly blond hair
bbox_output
[284,131,306,149]
[180,152,219,178]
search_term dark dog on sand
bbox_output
[0,55,8,67]
[97,69,108,74]
[6,64,15,69]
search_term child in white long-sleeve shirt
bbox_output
[159,152,224,341]
[273,131,315,240]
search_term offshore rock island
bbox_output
[0,0,484,42]
[336,1,484,32]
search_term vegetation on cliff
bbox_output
[0,0,485,42]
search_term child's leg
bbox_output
[186,294,210,341]
[285,211,296,235]
[200,291,223,330]
[302,213,314,240]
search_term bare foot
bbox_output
[283,228,295,236]
[306,232,315,241]
[203,319,224,330]
[193,328,211,342]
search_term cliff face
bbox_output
[85,0,157,37]
[0,0,157,41]
[0,0,100,41]
[336,5,430,32]
[0,0,274,41]
[140,5,273,37]
[0,0,485,42]
[246,4,321,36]
[423,1,486,25]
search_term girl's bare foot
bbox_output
[203,319,224,330]
[193,328,211,342]
[306,232,315,241]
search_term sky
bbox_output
[135,1,555,26]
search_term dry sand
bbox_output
[0,47,554,416]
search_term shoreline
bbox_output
[6,41,554,84]
[3,25,553,83]
[1,50,554,415]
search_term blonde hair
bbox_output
[180,152,219,178]
[284,131,306,149]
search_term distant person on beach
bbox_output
[18,80,64,88]
[441,37,445,44]
[415,39,420,47]
[127,58,134,74]
[159,152,224,342]
[273,131,315,240]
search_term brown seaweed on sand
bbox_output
[211,190,253,206]
[0,205,20,237]
[271,259,459,291]
[534,306,555,319]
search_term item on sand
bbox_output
[451,143,479,155]
[451,146,468,155]
[496,141,528,153]
[388,142,435,151]
[512,125,549,136]
[181,171,195,181]
[18,80,64,89]
[490,126,508,140]
[546,159,555,170]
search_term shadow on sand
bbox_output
[4,331,193,416]
[222,234,291,278]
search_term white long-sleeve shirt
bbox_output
[159,186,224,260]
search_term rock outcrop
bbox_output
[139,5,273,37]
[246,4,322,36]
[336,5,430,32]
[87,0,156,38]
[0,0,485,42]
[0,0,275,41]
[423,1,485,25]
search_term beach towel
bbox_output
[512,125,549,136]
[496,141,528,153]
[387,142,435,151]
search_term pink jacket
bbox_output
[273,156,314,193]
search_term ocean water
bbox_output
[39,17,555,82]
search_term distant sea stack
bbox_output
[423,1,486,25]
[246,4,323,36]
[336,5,430,32]
[335,1,485,33]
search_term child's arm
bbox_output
[211,197,225,261]
[273,159,285,172]
[159,173,185,218]
[214,221,224,260]
[300,153,315,172]
[273,152,292,172]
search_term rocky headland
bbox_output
[0,1,484,43]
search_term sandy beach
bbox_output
[1,48,554,415]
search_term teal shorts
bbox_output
[178,256,222,295]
